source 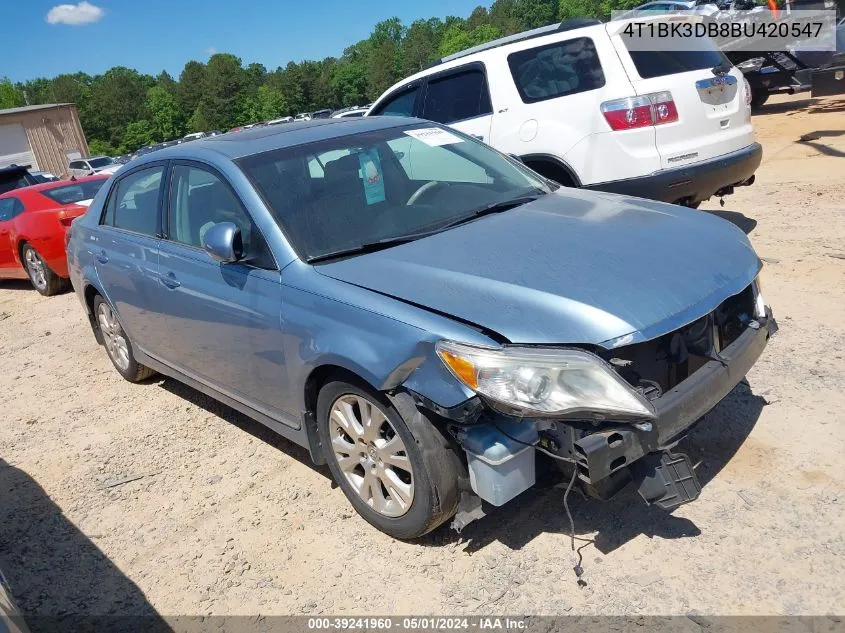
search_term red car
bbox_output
[0,175,109,296]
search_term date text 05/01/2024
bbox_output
[307,617,528,630]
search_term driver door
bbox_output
[148,161,292,421]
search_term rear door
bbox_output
[94,162,165,353]
[419,64,494,143]
[608,15,753,169]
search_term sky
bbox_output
[2,0,486,83]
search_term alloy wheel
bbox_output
[329,394,414,517]
[97,302,130,372]
[24,248,47,291]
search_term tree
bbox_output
[156,71,178,95]
[0,78,26,108]
[177,61,206,118]
[145,85,183,140]
[402,18,443,73]
[200,53,246,130]
[121,120,154,153]
[85,67,152,149]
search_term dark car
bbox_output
[0,165,40,196]
[67,118,776,539]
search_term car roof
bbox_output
[134,116,422,163]
[0,174,109,198]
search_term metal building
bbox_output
[0,103,89,177]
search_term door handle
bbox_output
[160,273,181,289]
[96,250,108,264]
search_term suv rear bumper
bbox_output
[584,143,763,204]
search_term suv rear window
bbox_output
[507,37,605,104]
[623,36,728,79]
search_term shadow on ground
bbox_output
[798,129,845,159]
[422,382,766,555]
[0,460,170,633]
[753,98,845,117]
[702,209,757,234]
[157,367,764,558]
[157,377,332,481]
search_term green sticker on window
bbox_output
[358,148,386,205]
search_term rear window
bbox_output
[88,157,114,169]
[41,179,107,205]
[507,37,606,104]
[623,35,728,79]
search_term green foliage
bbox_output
[0,77,25,109]
[145,85,183,141]
[14,0,636,154]
[121,120,154,153]
[87,138,117,156]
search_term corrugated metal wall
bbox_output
[0,105,89,178]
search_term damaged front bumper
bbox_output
[449,312,777,523]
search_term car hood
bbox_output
[316,189,762,347]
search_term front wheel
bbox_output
[22,244,66,296]
[317,379,462,539]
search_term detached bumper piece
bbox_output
[635,451,701,511]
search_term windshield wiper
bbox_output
[435,194,541,232]
[307,194,542,264]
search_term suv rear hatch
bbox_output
[607,16,754,170]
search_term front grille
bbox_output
[600,283,756,398]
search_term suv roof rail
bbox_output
[431,19,603,67]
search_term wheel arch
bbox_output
[83,282,106,345]
[520,154,582,187]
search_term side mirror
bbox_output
[202,222,243,263]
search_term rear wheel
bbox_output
[21,244,66,296]
[750,88,769,109]
[317,379,462,539]
[93,295,156,382]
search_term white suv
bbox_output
[368,16,761,206]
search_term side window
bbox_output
[167,164,272,266]
[68,161,82,171]
[102,166,164,236]
[370,85,420,117]
[507,37,606,104]
[0,198,24,222]
[422,69,492,124]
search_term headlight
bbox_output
[436,340,655,420]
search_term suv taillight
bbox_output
[601,91,678,131]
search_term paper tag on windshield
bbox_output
[404,127,463,147]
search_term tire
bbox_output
[21,243,67,296]
[317,378,462,539]
[92,295,156,382]
[750,89,769,109]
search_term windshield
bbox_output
[238,123,550,261]
[88,157,114,169]
[40,179,107,205]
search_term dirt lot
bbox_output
[1,93,844,619]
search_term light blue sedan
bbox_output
[66,117,776,538]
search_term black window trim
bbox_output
[369,80,424,118]
[506,35,606,105]
[162,158,279,271]
[419,61,495,126]
[98,159,168,239]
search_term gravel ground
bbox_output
[1,93,844,619]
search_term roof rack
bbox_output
[430,18,603,67]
